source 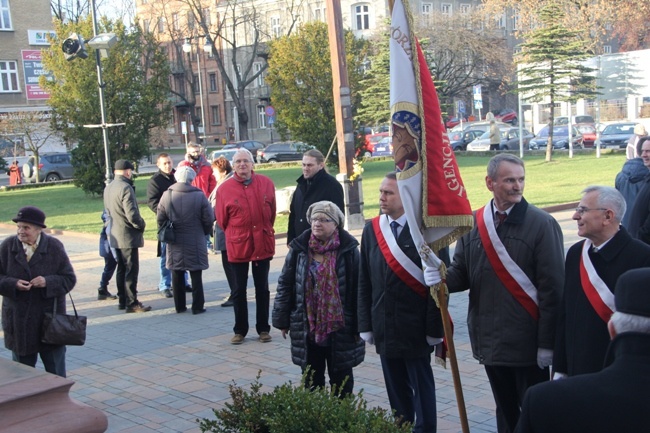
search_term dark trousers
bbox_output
[484,365,550,433]
[221,250,236,298]
[230,259,271,336]
[490,144,499,151]
[13,346,67,378]
[380,354,437,433]
[304,340,354,397]
[99,252,117,288]
[114,248,140,307]
[172,269,204,313]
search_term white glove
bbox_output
[426,336,443,346]
[537,348,553,369]
[360,331,374,345]
[423,266,441,286]
[552,372,568,380]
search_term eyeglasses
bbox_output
[234,159,252,165]
[311,218,334,224]
[574,206,608,216]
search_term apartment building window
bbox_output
[172,13,179,31]
[193,74,199,94]
[603,45,612,54]
[460,4,470,14]
[234,64,241,86]
[1,0,12,29]
[195,107,202,125]
[422,3,432,14]
[211,105,221,125]
[209,73,217,92]
[0,60,19,92]
[271,17,281,38]
[254,62,264,87]
[497,14,506,28]
[143,19,150,32]
[354,4,370,30]
[441,3,452,15]
[314,6,327,21]
[188,11,195,31]
[258,106,267,128]
[513,12,520,30]
[202,8,211,26]
[157,17,165,33]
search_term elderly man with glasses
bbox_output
[553,185,650,380]
[216,149,276,345]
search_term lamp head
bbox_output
[182,38,192,53]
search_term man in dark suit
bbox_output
[516,267,650,433]
[358,172,443,432]
[287,149,344,245]
[553,186,650,378]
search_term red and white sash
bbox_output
[476,204,539,320]
[372,216,428,299]
[579,240,615,323]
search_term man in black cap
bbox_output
[0,206,76,377]
[103,159,151,313]
[515,267,650,433]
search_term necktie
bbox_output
[390,221,400,240]
[495,211,507,227]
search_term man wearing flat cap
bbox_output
[516,267,650,433]
[0,206,76,377]
[104,159,151,313]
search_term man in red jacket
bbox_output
[216,148,276,345]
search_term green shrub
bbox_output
[198,372,411,433]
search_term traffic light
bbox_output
[62,33,88,61]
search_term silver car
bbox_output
[23,152,75,182]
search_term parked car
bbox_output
[594,122,638,148]
[528,125,583,150]
[555,115,595,126]
[447,121,510,142]
[209,149,238,162]
[373,136,393,156]
[222,140,266,162]
[576,124,597,147]
[450,129,484,151]
[500,127,535,150]
[22,153,75,183]
[494,109,518,125]
[256,141,314,163]
[445,116,467,129]
[466,127,515,151]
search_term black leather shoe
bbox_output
[192,309,207,315]
[162,289,173,298]
[118,304,126,310]
[185,286,193,293]
[126,302,152,313]
[97,288,117,300]
[221,298,234,307]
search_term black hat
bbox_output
[115,159,134,170]
[615,268,650,318]
[12,206,47,228]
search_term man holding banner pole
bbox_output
[446,154,565,433]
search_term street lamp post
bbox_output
[182,36,212,144]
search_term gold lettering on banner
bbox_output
[390,26,412,60]
[440,138,465,197]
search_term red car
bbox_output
[576,124,597,147]
[494,109,518,125]
[359,132,389,157]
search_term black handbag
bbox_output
[41,292,87,346]
[157,191,176,243]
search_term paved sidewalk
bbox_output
[0,209,580,433]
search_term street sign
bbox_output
[265,106,275,117]
[473,84,482,101]
[268,115,275,125]
[457,100,466,115]
[474,100,483,109]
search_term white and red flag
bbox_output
[389,0,473,269]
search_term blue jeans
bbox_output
[159,242,171,291]
[13,345,67,378]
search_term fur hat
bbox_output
[12,206,47,228]
[634,124,647,136]
[114,159,134,170]
[615,268,650,318]
[306,200,345,227]
[175,165,197,184]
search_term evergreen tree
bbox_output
[42,17,171,195]
[356,34,390,128]
[516,1,598,161]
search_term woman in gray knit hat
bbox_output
[272,200,365,396]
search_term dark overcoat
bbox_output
[103,175,146,249]
[272,228,364,371]
[553,227,650,376]
[158,182,215,271]
[516,333,650,433]
[0,234,76,355]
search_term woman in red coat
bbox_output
[216,148,276,345]
[8,160,22,185]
